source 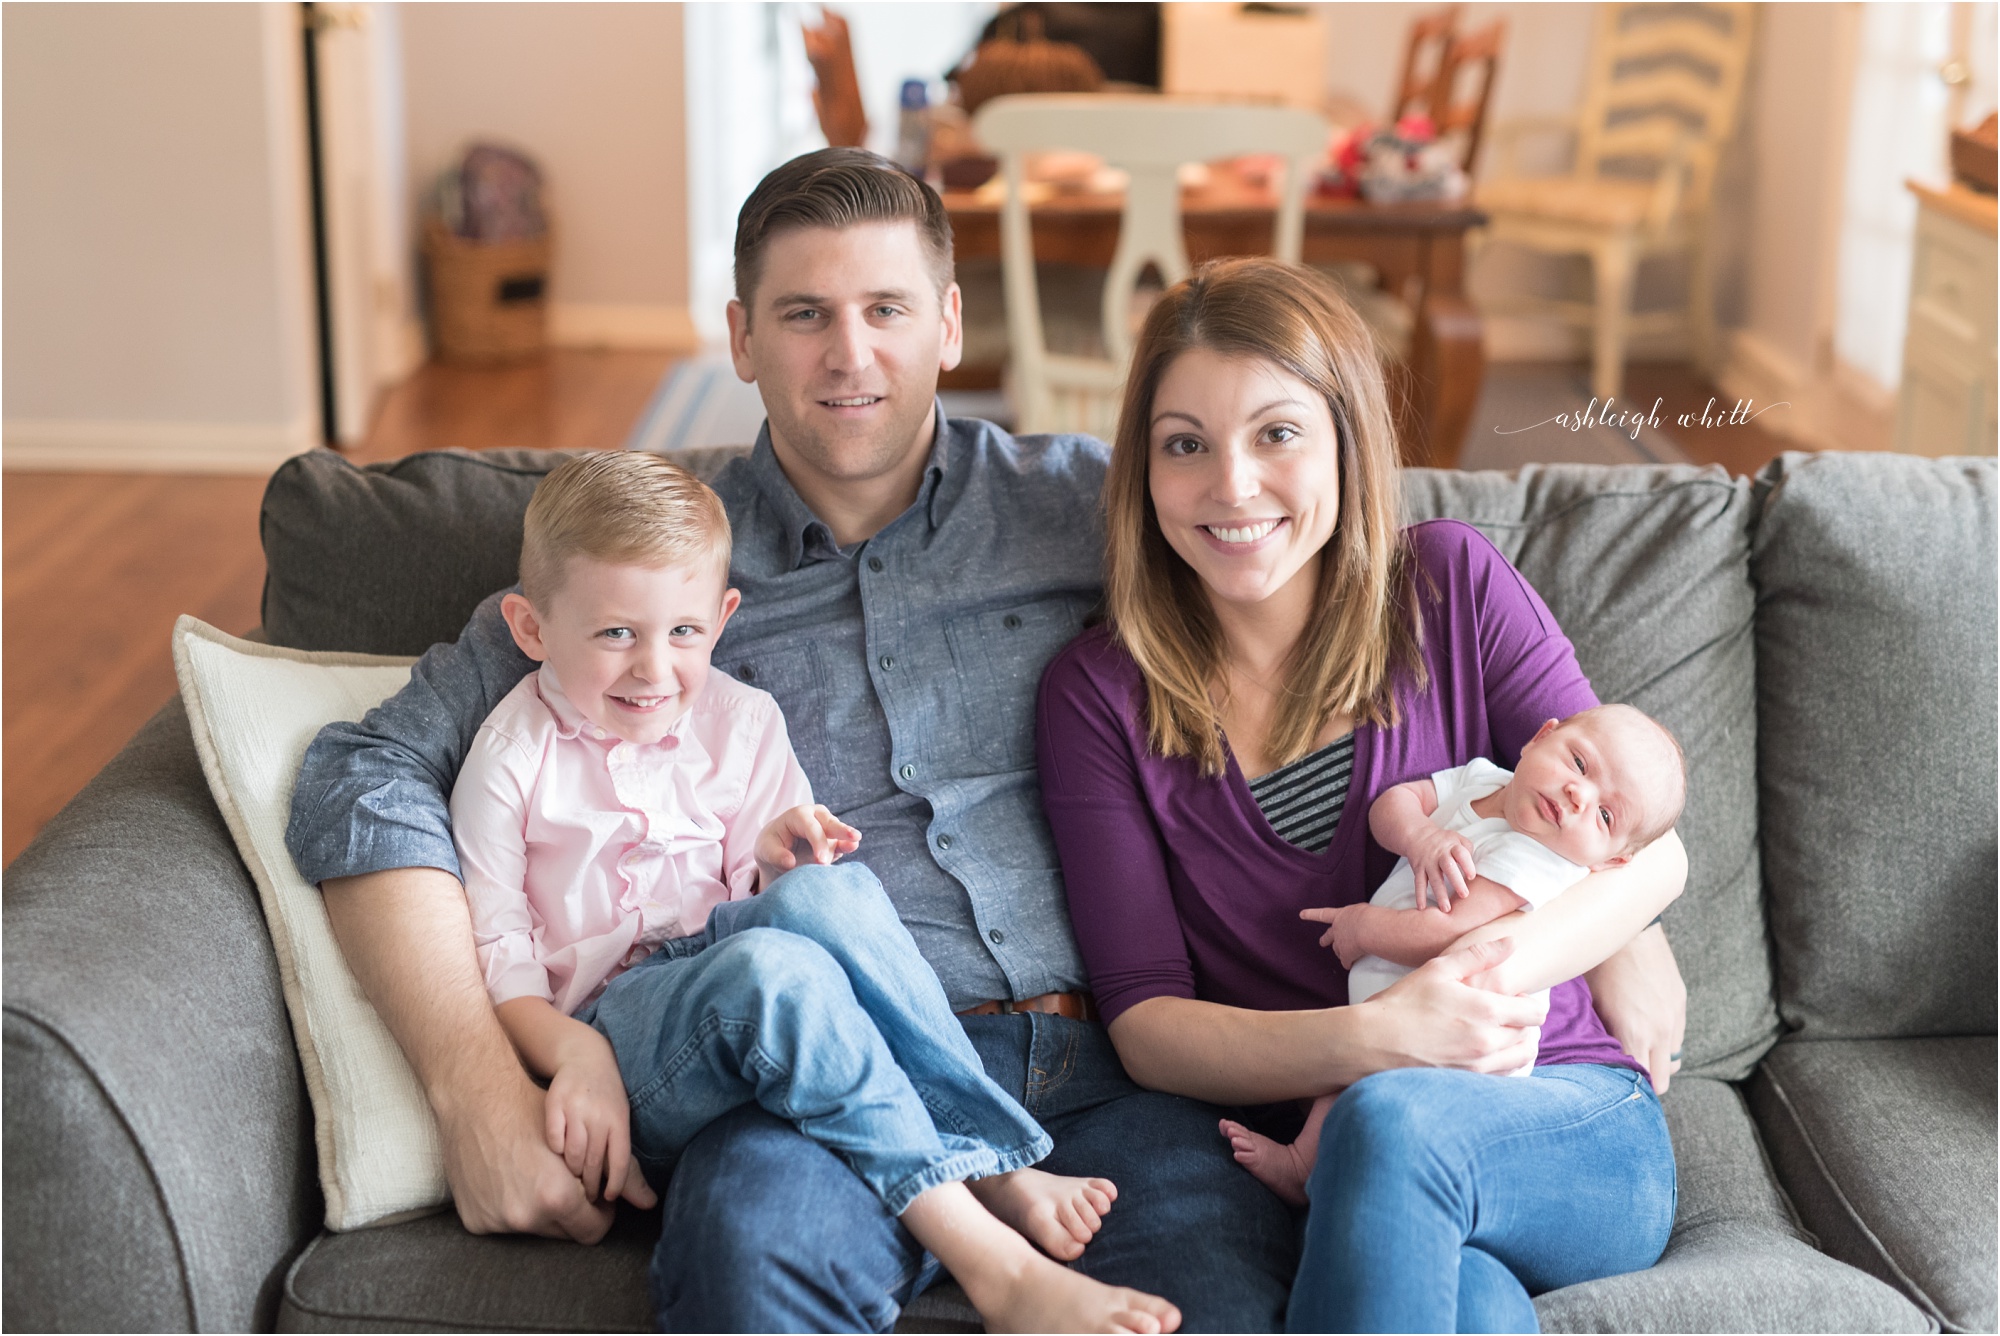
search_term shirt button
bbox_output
[988,928,1004,945]
[1003,614,1022,630]
[737,665,756,682]
[936,834,953,851]
[868,556,885,573]
[593,727,607,740]
[879,654,896,671]
[899,763,916,781]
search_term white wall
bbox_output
[399,2,694,350]
[3,3,320,472]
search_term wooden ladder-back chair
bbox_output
[1473,2,1754,399]
[972,94,1328,438]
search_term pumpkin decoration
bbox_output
[951,10,1104,116]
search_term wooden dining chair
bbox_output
[1432,19,1506,175]
[1390,6,1462,126]
[971,94,1328,437]
[802,7,867,150]
[1472,3,1754,399]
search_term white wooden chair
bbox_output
[1472,3,1753,400]
[971,94,1328,437]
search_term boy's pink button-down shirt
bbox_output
[452,665,812,1016]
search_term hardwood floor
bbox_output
[3,349,674,864]
[0,351,1797,864]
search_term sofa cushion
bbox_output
[1746,1036,1997,1333]
[173,616,444,1230]
[1403,464,1776,1080]
[277,1210,979,1333]
[1536,1075,1931,1332]
[261,446,746,656]
[1751,453,1998,1040]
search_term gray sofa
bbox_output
[6,445,1994,1333]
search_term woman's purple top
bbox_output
[1038,519,1643,1075]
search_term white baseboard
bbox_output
[1718,331,1892,454]
[550,303,700,352]
[3,414,318,474]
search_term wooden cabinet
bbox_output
[1897,182,1997,456]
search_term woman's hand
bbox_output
[1364,938,1547,1074]
[1585,925,1687,1093]
[754,804,862,890]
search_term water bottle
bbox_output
[895,78,931,174]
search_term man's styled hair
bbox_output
[732,147,955,309]
[519,452,731,606]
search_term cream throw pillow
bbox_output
[171,615,448,1230]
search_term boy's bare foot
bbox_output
[968,1167,1116,1259]
[968,1252,1182,1335]
[1218,1119,1311,1207]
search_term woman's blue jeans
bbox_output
[583,862,1052,1215]
[1287,1063,1676,1333]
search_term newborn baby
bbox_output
[1223,703,1687,1206]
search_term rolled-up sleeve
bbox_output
[1036,643,1197,1025]
[450,726,552,1007]
[285,590,536,886]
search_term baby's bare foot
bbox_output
[968,1167,1116,1260]
[972,1253,1182,1334]
[1218,1118,1311,1207]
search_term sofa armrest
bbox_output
[3,698,320,1331]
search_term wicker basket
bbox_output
[423,218,551,363]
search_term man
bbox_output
[288,149,1687,1331]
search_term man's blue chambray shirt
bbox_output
[285,409,1108,1010]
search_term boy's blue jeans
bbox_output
[582,862,1052,1215]
[1289,1063,1677,1333]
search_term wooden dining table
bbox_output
[942,173,1486,468]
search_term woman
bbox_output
[1037,257,1682,1332]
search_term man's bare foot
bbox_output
[968,1167,1116,1259]
[1218,1119,1311,1207]
[967,1252,1182,1335]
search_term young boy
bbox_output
[451,451,1181,1334]
[1221,704,1687,1206]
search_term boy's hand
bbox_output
[1300,904,1369,970]
[755,803,862,889]
[543,1034,650,1207]
[1406,825,1477,912]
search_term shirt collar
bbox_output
[746,401,954,571]
[534,666,691,748]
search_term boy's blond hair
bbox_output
[519,452,731,605]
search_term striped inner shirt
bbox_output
[1245,733,1357,853]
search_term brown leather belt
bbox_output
[958,990,1097,1021]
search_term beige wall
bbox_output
[399,2,694,349]
[3,3,319,471]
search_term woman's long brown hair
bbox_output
[1103,257,1425,776]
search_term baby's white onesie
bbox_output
[1346,757,1590,1073]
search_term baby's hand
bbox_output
[544,1037,644,1205]
[1407,825,1477,912]
[1300,904,1368,970]
[755,803,862,889]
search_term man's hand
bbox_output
[1365,938,1547,1074]
[321,867,636,1241]
[1299,904,1368,969]
[1585,924,1687,1094]
[1406,826,1478,912]
[754,803,861,889]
